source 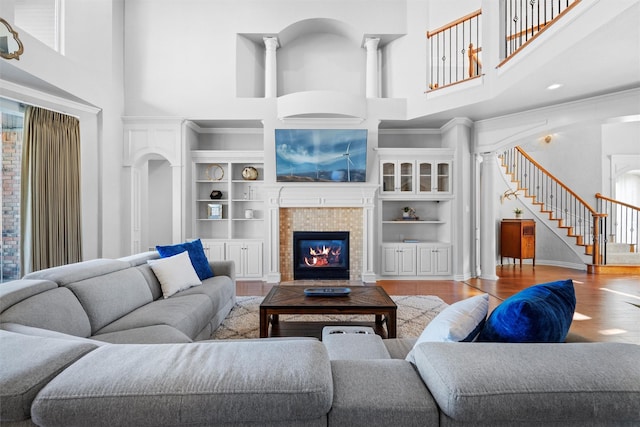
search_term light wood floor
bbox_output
[237,265,639,344]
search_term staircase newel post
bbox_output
[592,214,601,266]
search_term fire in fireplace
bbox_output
[293,231,349,280]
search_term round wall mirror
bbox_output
[0,18,24,60]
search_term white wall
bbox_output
[0,0,125,259]
[123,0,407,117]
[520,124,602,207]
[602,121,640,198]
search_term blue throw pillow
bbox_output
[156,239,214,280]
[476,279,576,343]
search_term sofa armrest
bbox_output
[210,260,235,282]
[413,342,640,425]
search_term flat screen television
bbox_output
[275,129,367,182]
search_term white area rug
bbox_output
[211,295,448,340]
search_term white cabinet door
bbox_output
[225,242,244,277]
[243,241,263,278]
[225,240,263,278]
[380,244,416,276]
[380,161,415,194]
[398,245,417,275]
[433,245,452,275]
[417,245,435,275]
[417,244,452,275]
[417,161,452,195]
[381,245,400,275]
[203,241,225,262]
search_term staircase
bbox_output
[499,147,640,274]
[594,193,640,273]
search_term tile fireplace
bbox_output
[293,231,350,280]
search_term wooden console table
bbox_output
[500,219,536,267]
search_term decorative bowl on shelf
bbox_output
[242,166,258,180]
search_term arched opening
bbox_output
[132,154,175,253]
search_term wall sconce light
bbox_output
[544,135,552,143]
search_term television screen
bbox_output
[275,129,367,182]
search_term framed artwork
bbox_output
[275,129,367,182]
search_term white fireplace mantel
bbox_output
[264,184,379,283]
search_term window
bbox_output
[1,100,25,282]
[14,0,62,53]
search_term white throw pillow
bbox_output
[406,293,489,364]
[147,251,202,299]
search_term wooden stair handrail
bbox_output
[595,193,640,211]
[427,9,482,38]
[506,22,549,41]
[498,0,582,68]
[515,146,602,216]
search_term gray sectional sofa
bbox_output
[1,252,639,426]
[0,251,236,344]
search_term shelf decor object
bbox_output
[207,204,222,219]
[205,164,224,181]
[242,166,259,180]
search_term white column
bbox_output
[364,37,380,98]
[263,37,279,98]
[479,152,499,280]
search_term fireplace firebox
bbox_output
[293,231,349,280]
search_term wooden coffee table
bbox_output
[259,285,397,339]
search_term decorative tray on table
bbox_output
[304,287,351,296]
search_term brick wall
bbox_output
[2,129,22,281]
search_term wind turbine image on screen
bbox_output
[275,129,367,183]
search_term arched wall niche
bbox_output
[277,18,364,97]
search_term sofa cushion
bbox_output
[406,294,488,363]
[0,330,97,423]
[384,338,417,359]
[135,263,164,300]
[323,333,391,360]
[92,325,192,344]
[22,259,130,286]
[413,342,640,425]
[156,239,214,280]
[67,267,154,334]
[477,279,575,343]
[0,287,92,338]
[330,359,439,427]
[172,274,235,314]
[147,251,202,298]
[31,340,333,426]
[95,294,213,339]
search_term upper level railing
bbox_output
[596,193,639,262]
[500,0,582,66]
[501,146,605,265]
[426,9,482,91]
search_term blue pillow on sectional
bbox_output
[156,239,214,280]
[476,279,576,343]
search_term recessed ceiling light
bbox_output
[547,83,562,90]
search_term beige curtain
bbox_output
[20,106,82,274]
